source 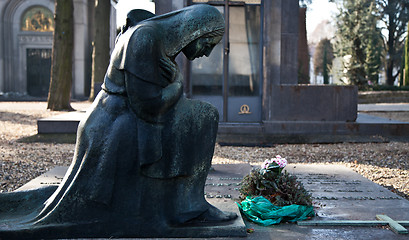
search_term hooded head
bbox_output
[140,4,225,58]
[123,9,156,32]
[116,9,156,43]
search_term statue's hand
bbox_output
[159,58,179,83]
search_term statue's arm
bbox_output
[122,27,183,119]
[125,71,183,118]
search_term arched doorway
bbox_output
[21,6,54,97]
[1,1,54,96]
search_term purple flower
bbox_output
[261,155,287,169]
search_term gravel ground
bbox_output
[0,101,408,202]
[361,111,409,122]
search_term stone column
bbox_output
[262,0,282,121]
[110,4,117,53]
[155,0,172,15]
[155,0,186,15]
[0,1,6,93]
[3,1,21,93]
[262,0,299,121]
[72,0,89,98]
[280,0,298,84]
[84,0,95,97]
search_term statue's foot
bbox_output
[190,205,237,223]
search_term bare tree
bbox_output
[47,0,74,111]
[314,38,334,84]
[89,0,111,101]
[378,0,409,86]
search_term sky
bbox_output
[306,0,338,35]
[115,0,155,27]
[115,0,338,36]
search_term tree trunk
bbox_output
[386,59,395,86]
[405,21,409,86]
[298,7,310,84]
[352,37,367,88]
[386,12,397,86]
[89,0,111,101]
[323,46,328,84]
[47,0,74,111]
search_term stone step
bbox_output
[37,111,86,134]
[37,111,409,144]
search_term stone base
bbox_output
[0,214,246,239]
[2,165,248,239]
[217,113,409,145]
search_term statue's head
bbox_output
[142,4,225,58]
[182,35,223,60]
[176,4,225,59]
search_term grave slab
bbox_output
[17,166,67,191]
[11,164,409,239]
[285,164,409,221]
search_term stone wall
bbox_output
[270,85,358,122]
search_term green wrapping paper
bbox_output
[237,196,315,226]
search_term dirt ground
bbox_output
[0,101,408,202]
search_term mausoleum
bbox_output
[3,0,376,144]
[156,0,358,144]
[0,0,116,98]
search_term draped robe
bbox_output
[0,4,228,239]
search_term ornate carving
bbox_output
[239,104,252,114]
[21,6,54,32]
[18,35,52,44]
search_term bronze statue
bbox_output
[0,4,237,239]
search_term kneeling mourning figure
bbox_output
[0,4,237,239]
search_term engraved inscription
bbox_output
[205,176,243,199]
[295,173,401,202]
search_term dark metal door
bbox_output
[27,48,52,97]
[190,1,262,122]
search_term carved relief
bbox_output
[21,6,54,32]
[18,35,52,44]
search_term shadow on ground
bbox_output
[0,111,39,126]
[17,134,77,144]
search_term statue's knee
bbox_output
[199,102,219,122]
